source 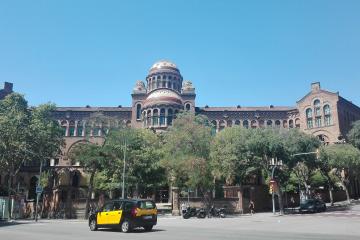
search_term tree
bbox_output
[100,128,165,199]
[0,93,64,219]
[283,129,320,199]
[161,112,214,206]
[348,120,360,150]
[210,127,256,186]
[320,144,360,203]
[69,142,108,219]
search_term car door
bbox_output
[108,201,123,224]
[97,202,113,225]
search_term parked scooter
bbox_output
[182,206,207,219]
[208,206,226,218]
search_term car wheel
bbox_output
[144,225,153,231]
[121,219,132,233]
[89,219,97,231]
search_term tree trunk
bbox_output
[7,170,13,220]
[84,170,95,219]
[328,185,334,206]
[341,181,351,204]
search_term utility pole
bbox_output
[35,160,43,222]
[121,140,127,199]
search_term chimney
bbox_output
[4,82,13,92]
[311,82,320,92]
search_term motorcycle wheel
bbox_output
[197,212,206,218]
[220,213,226,218]
[183,213,191,219]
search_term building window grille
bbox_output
[160,109,166,126]
[306,108,312,118]
[153,109,159,126]
[307,119,313,129]
[315,117,322,127]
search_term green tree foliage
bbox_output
[101,128,165,197]
[320,144,360,203]
[162,112,213,198]
[0,93,64,218]
[348,120,360,150]
[210,127,256,185]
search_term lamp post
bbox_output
[121,139,127,199]
[269,157,283,215]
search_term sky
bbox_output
[0,0,359,108]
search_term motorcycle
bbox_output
[208,206,226,218]
[182,206,207,219]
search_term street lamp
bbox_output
[121,139,127,199]
[269,157,283,215]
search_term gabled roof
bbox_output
[297,89,338,104]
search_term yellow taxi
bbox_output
[89,199,157,232]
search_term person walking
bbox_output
[249,200,255,215]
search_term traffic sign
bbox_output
[36,186,43,194]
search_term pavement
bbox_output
[1,200,359,240]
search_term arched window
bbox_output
[69,121,76,136]
[61,120,68,136]
[162,81,166,87]
[266,120,273,127]
[234,120,241,126]
[77,121,83,137]
[185,103,191,111]
[306,108,313,129]
[275,120,281,128]
[147,110,152,126]
[250,120,257,129]
[136,104,142,120]
[314,99,321,116]
[126,120,131,128]
[295,118,300,128]
[142,111,146,127]
[289,119,294,128]
[167,109,173,126]
[153,109,159,126]
[283,120,288,128]
[160,108,166,126]
[243,120,249,128]
[324,105,331,126]
[306,108,313,118]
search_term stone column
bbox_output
[171,187,180,216]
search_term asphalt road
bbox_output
[1,209,360,240]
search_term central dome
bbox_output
[149,60,180,74]
[144,89,182,107]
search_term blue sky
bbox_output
[0,0,359,107]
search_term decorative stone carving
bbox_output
[182,80,193,90]
[133,80,146,92]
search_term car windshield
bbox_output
[137,201,155,209]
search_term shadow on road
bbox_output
[98,228,165,233]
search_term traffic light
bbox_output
[269,184,274,194]
[269,179,276,194]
